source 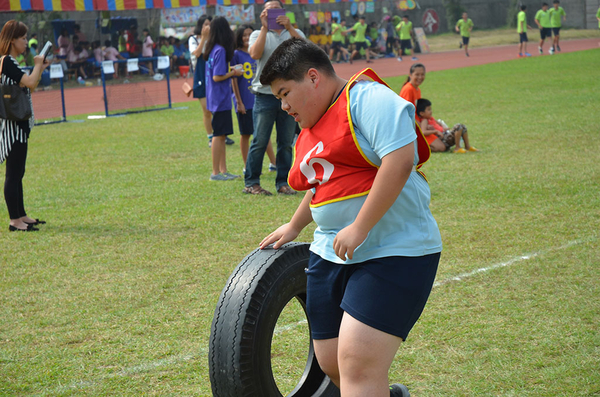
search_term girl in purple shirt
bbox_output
[204,17,243,181]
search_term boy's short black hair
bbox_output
[553,0,559,3]
[403,15,409,19]
[359,15,366,20]
[416,98,432,116]
[521,5,527,10]
[260,38,336,86]
[542,2,548,6]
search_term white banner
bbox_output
[216,5,255,25]
[127,58,139,72]
[49,64,63,79]
[157,56,170,70]
[160,7,207,26]
[102,60,115,74]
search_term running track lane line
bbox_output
[54,236,596,393]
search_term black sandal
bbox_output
[24,218,46,225]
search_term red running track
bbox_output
[44,38,599,118]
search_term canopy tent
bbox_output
[1,0,366,12]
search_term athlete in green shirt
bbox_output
[549,0,566,52]
[596,7,600,29]
[329,18,350,63]
[395,15,417,61]
[455,12,473,57]
[346,16,372,64]
[517,5,533,57]
[534,3,552,54]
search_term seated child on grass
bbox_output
[416,98,478,153]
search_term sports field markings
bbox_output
[55,237,594,393]
[433,237,594,288]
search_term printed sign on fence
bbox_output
[158,56,170,70]
[49,64,63,79]
[102,61,115,74]
[127,58,139,72]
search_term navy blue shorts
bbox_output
[211,110,234,136]
[306,252,440,341]
[540,28,552,40]
[236,109,254,135]
[552,27,560,36]
[400,39,412,52]
[462,36,470,45]
[519,32,529,43]
[354,41,368,51]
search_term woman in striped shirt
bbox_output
[0,20,49,231]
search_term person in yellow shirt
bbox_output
[534,3,552,54]
[517,5,534,57]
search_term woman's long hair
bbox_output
[194,14,212,36]
[0,20,28,56]
[203,17,234,62]
[403,63,426,87]
[234,24,252,50]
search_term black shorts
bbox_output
[235,110,253,136]
[519,32,529,43]
[331,41,342,52]
[306,252,440,341]
[354,41,368,51]
[211,110,234,136]
[462,36,470,45]
[540,27,552,40]
[400,39,412,52]
[552,27,561,36]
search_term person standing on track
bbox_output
[455,12,474,57]
[535,3,553,54]
[259,37,441,397]
[548,0,566,52]
[396,15,417,62]
[517,5,533,57]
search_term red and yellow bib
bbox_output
[288,68,430,207]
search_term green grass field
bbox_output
[1,49,599,396]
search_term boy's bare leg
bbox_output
[337,313,402,397]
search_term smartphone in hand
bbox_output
[267,9,286,30]
[39,41,53,61]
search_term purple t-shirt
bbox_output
[205,44,232,112]
[230,50,256,111]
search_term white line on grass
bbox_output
[56,237,595,393]
[433,237,594,288]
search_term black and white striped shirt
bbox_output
[1,55,34,164]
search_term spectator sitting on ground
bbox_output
[104,40,127,78]
[416,98,478,153]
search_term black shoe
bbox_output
[389,383,411,397]
[459,41,463,49]
[557,45,561,51]
[24,218,46,225]
[9,224,39,232]
[226,137,235,145]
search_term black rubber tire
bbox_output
[209,242,340,397]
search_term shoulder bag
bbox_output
[0,56,32,121]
